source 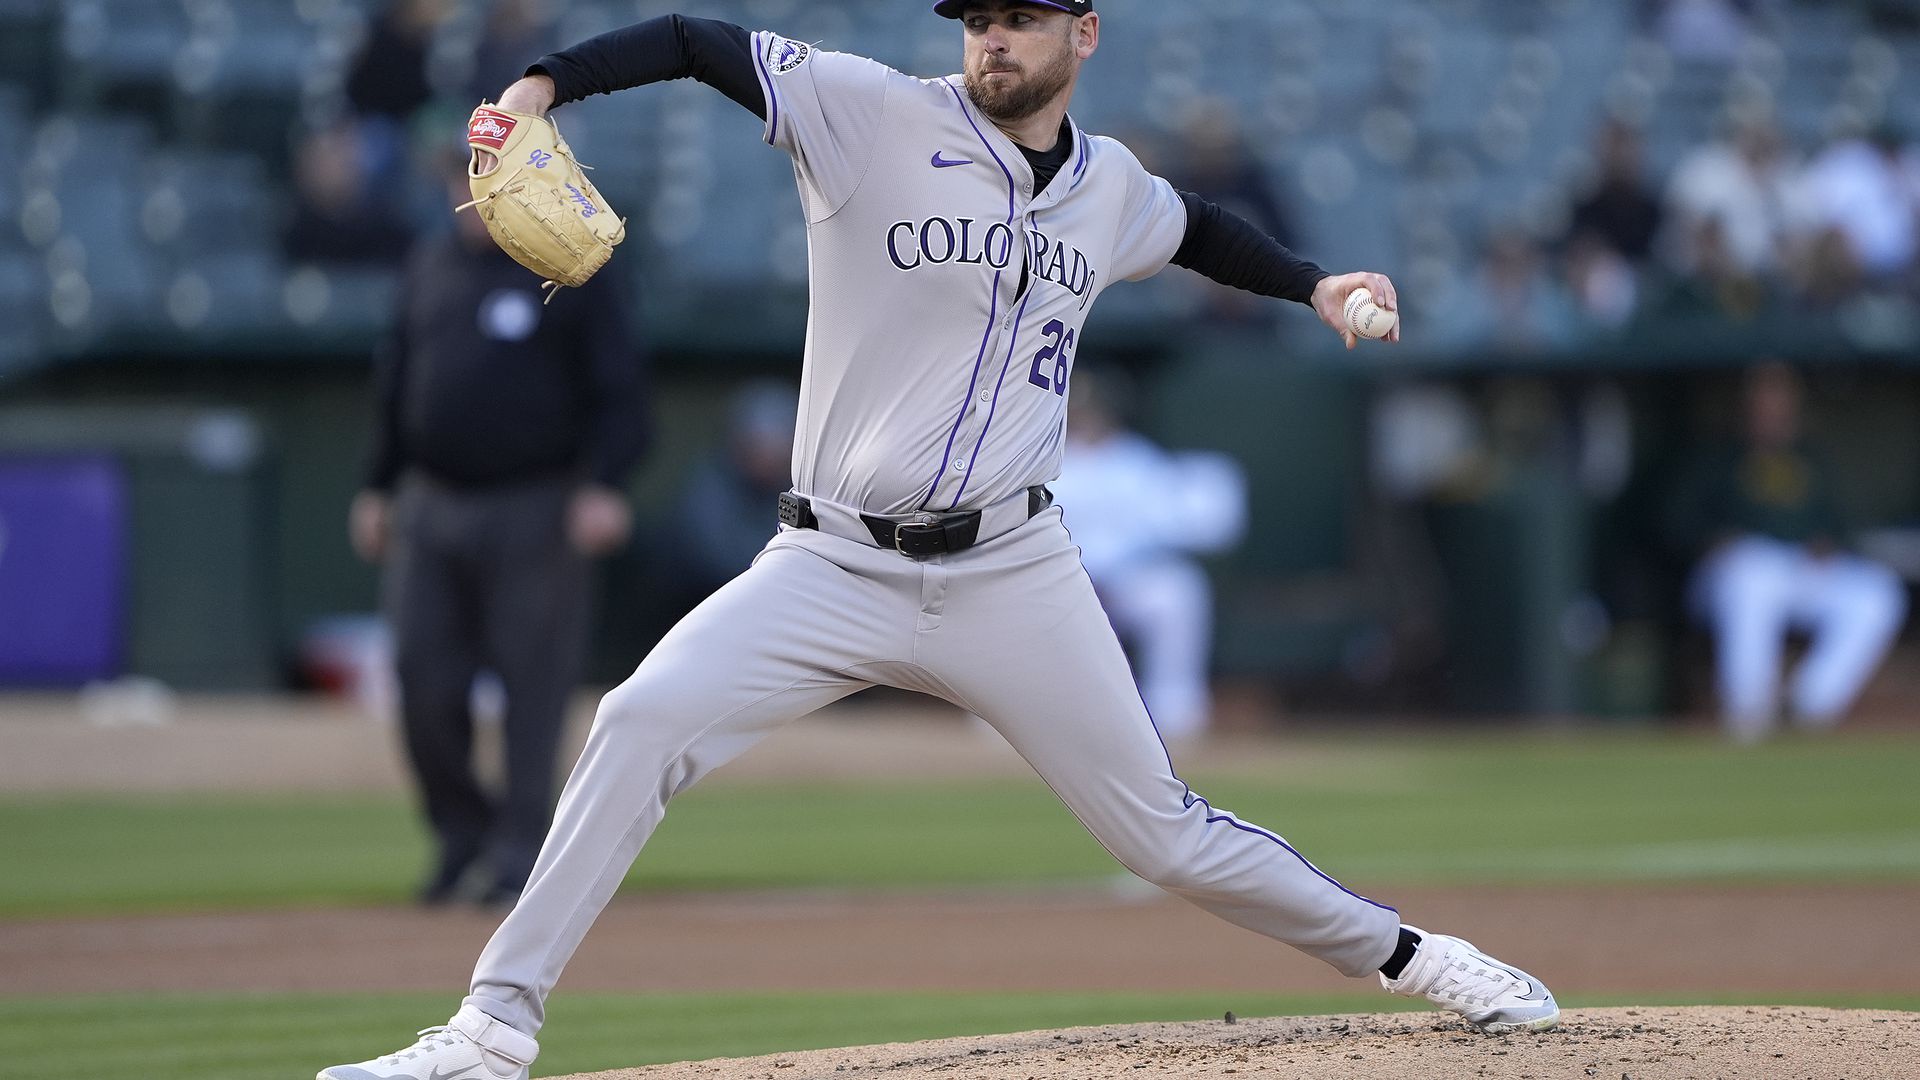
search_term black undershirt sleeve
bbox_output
[528,15,766,120]
[1171,189,1329,305]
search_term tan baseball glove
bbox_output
[459,105,626,298]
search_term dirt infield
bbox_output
[7,883,1917,996]
[551,1008,1919,1080]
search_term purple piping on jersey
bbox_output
[1053,507,1398,917]
[752,34,779,145]
[917,274,1001,511]
[946,78,1017,225]
[1068,130,1091,193]
[918,80,1021,511]
[945,268,1035,510]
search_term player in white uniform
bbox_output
[1053,373,1247,737]
[321,5,1556,1078]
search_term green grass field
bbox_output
[5,991,1917,1080]
[4,731,1916,1079]
[2,731,1916,916]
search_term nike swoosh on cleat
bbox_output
[426,1066,486,1080]
[931,152,973,168]
[1486,959,1551,1001]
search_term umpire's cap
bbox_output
[932,0,1094,18]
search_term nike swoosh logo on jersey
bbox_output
[931,152,974,168]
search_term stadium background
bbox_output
[0,2,1918,1078]
[2,0,1919,714]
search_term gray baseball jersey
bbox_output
[456,32,1400,1048]
[747,32,1188,516]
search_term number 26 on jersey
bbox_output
[1028,319,1075,397]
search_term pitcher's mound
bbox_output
[553,1006,1916,1080]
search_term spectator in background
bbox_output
[1669,362,1906,743]
[348,164,648,907]
[1563,231,1640,330]
[468,0,560,106]
[671,380,800,603]
[1792,125,1918,287]
[1663,113,1798,282]
[1427,228,1581,351]
[284,123,416,266]
[1152,99,1298,327]
[347,0,449,123]
[346,0,452,187]
[1787,219,1871,310]
[1905,138,1920,241]
[1051,372,1246,739]
[1652,216,1769,320]
[1864,0,1920,32]
[1570,120,1665,264]
[1564,121,1664,329]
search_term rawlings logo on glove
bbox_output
[468,109,518,148]
[458,105,625,299]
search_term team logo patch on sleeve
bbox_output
[765,35,812,75]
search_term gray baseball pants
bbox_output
[464,504,1401,1035]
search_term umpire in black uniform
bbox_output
[349,174,648,906]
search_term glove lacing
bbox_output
[455,159,618,305]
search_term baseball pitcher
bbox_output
[322,4,1555,1078]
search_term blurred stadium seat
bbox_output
[0,0,1912,360]
[0,0,1914,713]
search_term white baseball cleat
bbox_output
[1380,925,1560,1033]
[318,1004,538,1080]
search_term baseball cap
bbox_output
[932,0,1093,19]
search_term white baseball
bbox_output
[1343,287,1398,340]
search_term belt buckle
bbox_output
[893,513,941,556]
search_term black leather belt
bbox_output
[779,487,1053,557]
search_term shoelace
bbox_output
[377,1025,462,1065]
[1430,957,1526,1008]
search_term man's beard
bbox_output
[964,45,1075,123]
